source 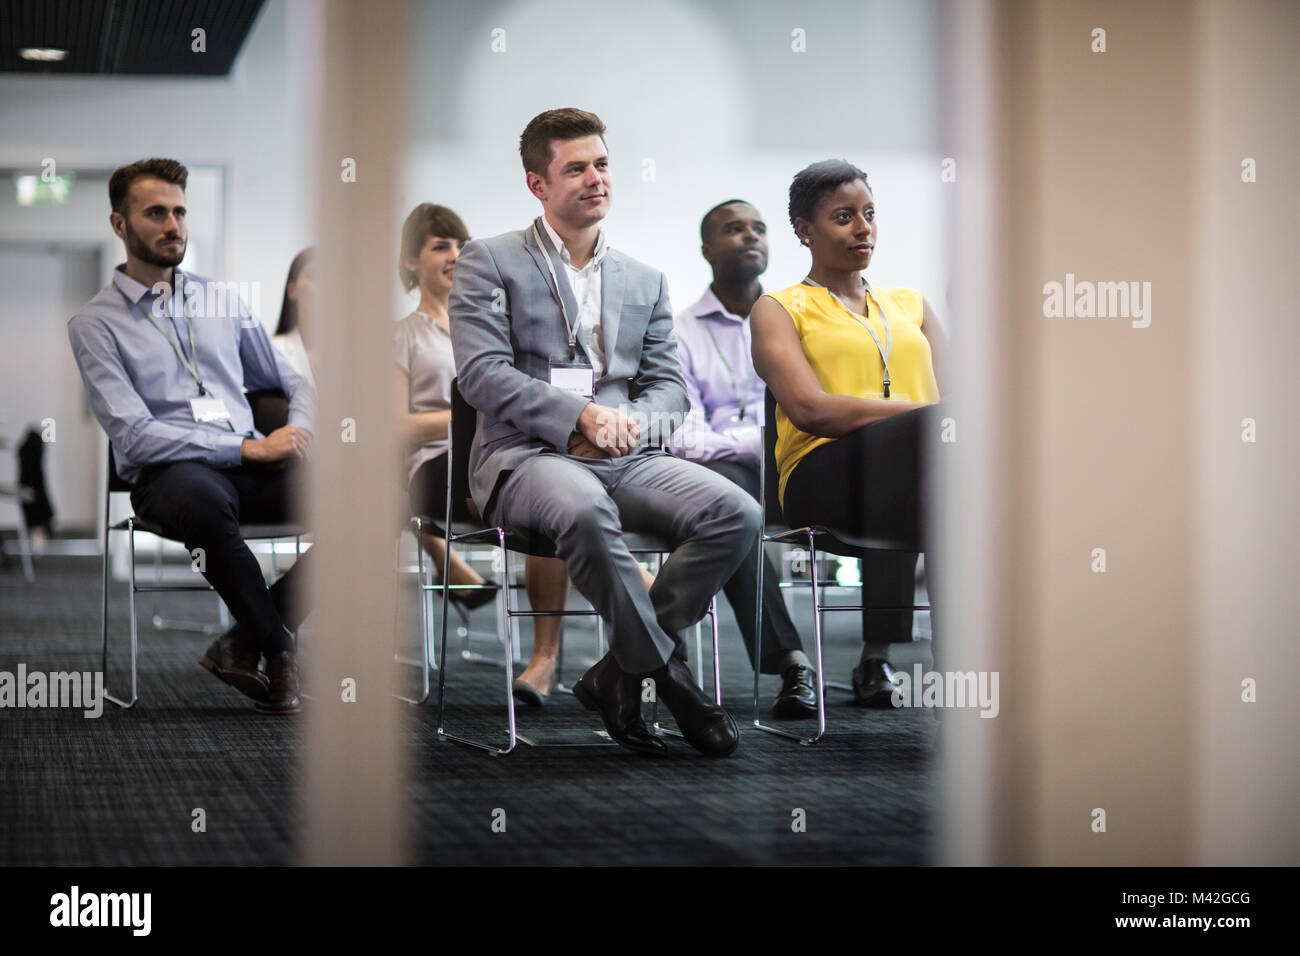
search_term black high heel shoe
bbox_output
[446,577,501,612]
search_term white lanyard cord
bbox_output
[119,274,206,395]
[533,222,586,359]
[802,276,893,398]
[702,319,758,421]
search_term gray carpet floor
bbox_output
[0,550,936,866]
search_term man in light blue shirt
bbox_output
[669,200,816,718]
[68,158,313,714]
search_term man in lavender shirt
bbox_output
[668,200,816,718]
[69,158,313,714]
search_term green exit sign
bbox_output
[16,173,76,206]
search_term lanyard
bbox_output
[803,276,893,398]
[532,222,588,362]
[702,318,758,421]
[118,273,207,396]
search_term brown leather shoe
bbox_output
[255,650,302,714]
[199,626,270,702]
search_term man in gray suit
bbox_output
[450,108,758,757]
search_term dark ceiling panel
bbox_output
[0,0,267,76]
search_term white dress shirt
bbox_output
[271,328,315,386]
[540,215,608,380]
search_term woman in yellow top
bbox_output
[750,160,948,707]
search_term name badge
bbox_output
[189,395,232,423]
[549,361,594,399]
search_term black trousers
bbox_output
[130,461,309,655]
[782,404,941,646]
[700,458,804,674]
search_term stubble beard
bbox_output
[124,221,185,269]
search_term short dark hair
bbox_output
[519,108,607,180]
[276,247,316,336]
[700,198,755,243]
[398,203,470,292]
[108,158,188,214]
[787,159,870,235]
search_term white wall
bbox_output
[0,169,224,284]
[400,0,950,320]
[0,0,321,330]
[0,0,323,530]
[0,245,102,527]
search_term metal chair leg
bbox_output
[693,619,704,689]
[437,527,516,755]
[393,517,432,705]
[103,522,140,710]
[148,533,225,634]
[753,528,826,745]
[710,595,722,705]
[101,512,137,709]
[454,549,505,666]
[13,494,34,583]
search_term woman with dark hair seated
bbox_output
[750,160,948,707]
[272,247,317,385]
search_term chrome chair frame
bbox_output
[99,443,306,709]
[753,389,929,745]
[434,380,719,755]
[0,481,35,583]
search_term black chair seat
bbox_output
[772,524,917,557]
[754,388,927,745]
[431,380,723,755]
[101,436,308,709]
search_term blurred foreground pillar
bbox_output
[942,0,1296,864]
[299,0,410,866]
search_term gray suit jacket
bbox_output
[449,217,688,515]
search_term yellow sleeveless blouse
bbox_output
[765,283,940,507]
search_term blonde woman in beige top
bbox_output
[397,203,572,705]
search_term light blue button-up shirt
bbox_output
[668,285,765,465]
[68,265,315,484]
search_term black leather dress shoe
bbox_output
[771,664,818,718]
[199,626,270,702]
[652,657,740,757]
[852,658,902,708]
[573,654,667,756]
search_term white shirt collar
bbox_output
[540,215,608,272]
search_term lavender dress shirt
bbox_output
[668,286,765,465]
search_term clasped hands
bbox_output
[241,424,313,468]
[567,402,640,459]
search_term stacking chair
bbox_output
[0,479,35,583]
[753,389,929,745]
[402,495,497,706]
[433,380,721,755]
[100,443,307,709]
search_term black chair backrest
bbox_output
[106,442,134,494]
[448,379,481,524]
[763,388,785,526]
[245,388,290,436]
